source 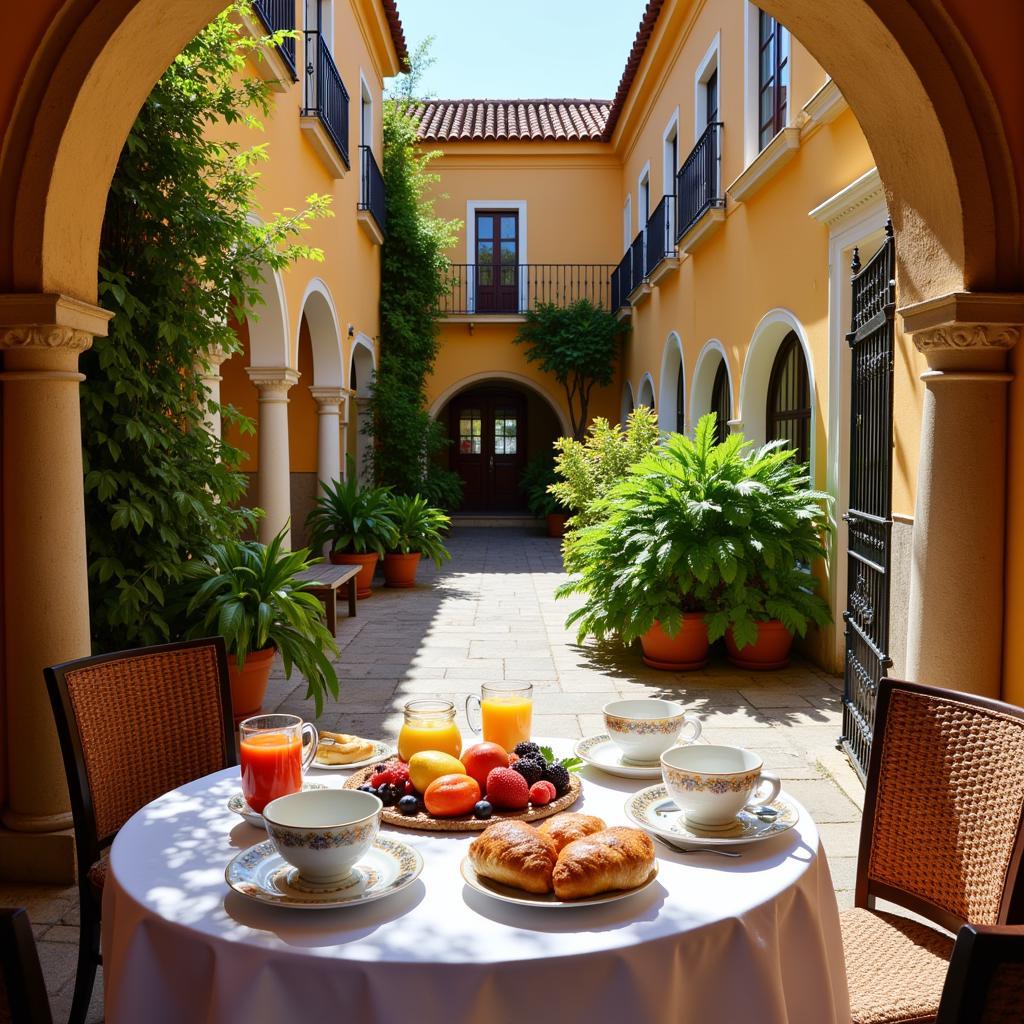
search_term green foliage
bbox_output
[558,415,833,648]
[177,530,339,717]
[550,406,661,528]
[521,454,566,518]
[85,3,330,650]
[514,300,624,439]
[387,494,452,566]
[306,467,399,557]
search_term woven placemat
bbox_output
[344,766,582,832]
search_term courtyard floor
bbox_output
[3,526,863,1021]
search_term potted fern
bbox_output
[177,530,340,720]
[383,493,452,587]
[521,454,569,537]
[305,465,398,598]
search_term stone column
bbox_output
[0,294,112,882]
[902,292,1024,697]
[309,386,346,488]
[246,366,299,547]
[198,344,229,439]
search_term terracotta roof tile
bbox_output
[380,0,410,73]
[604,0,667,141]
[409,99,611,142]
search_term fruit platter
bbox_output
[343,741,583,832]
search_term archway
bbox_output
[657,332,685,432]
[690,340,733,440]
[347,334,376,484]
[636,372,656,413]
[620,380,635,424]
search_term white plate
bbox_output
[311,739,394,771]
[460,857,658,908]
[227,782,328,827]
[624,785,800,847]
[574,734,663,779]
[225,836,423,910]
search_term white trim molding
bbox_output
[428,371,572,436]
[348,332,377,395]
[809,167,883,228]
[694,33,721,142]
[728,127,801,202]
[658,332,686,431]
[690,339,732,433]
[297,277,343,387]
[662,108,680,197]
[637,372,656,410]
[802,77,848,129]
[465,200,528,314]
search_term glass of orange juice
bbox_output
[239,714,318,814]
[398,699,463,761]
[466,683,533,753]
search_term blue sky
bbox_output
[392,0,650,100]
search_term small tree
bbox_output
[513,299,623,439]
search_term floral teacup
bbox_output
[603,698,702,763]
[262,789,381,885]
[661,744,781,830]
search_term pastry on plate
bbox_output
[552,827,656,900]
[315,731,374,765]
[537,812,606,853]
[468,820,558,894]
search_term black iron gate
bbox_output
[839,220,896,780]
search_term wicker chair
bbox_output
[936,924,1024,1023]
[45,637,237,1024]
[0,907,52,1024]
[842,679,1024,1024]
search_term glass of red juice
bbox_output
[239,714,319,814]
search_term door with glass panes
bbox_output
[474,211,519,314]
[449,388,528,511]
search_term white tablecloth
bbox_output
[102,742,850,1024]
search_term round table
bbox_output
[102,744,850,1024]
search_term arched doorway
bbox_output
[348,335,375,484]
[690,340,733,443]
[658,332,686,432]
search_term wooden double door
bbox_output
[449,388,528,512]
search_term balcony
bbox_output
[611,251,633,317]
[628,230,650,302]
[357,145,386,244]
[300,30,350,178]
[437,264,615,319]
[675,120,725,253]
[240,0,297,90]
[644,193,678,284]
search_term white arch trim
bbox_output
[428,371,572,437]
[738,307,817,471]
[349,333,376,395]
[637,372,656,411]
[620,380,635,425]
[657,332,685,431]
[690,339,732,434]
[297,277,343,387]
[247,263,290,368]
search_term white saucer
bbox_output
[574,734,663,779]
[460,857,658,908]
[227,782,327,827]
[312,739,394,771]
[225,836,423,909]
[624,785,800,847]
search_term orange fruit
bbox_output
[460,741,509,791]
[423,774,481,817]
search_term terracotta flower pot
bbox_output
[330,550,378,598]
[228,645,276,724]
[725,619,793,670]
[383,552,421,588]
[640,614,710,671]
[546,513,568,538]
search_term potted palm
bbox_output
[521,454,569,537]
[305,467,398,599]
[382,493,452,587]
[177,530,339,720]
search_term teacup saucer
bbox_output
[624,785,799,846]
[574,734,663,779]
[228,782,328,827]
[311,739,394,772]
[225,836,423,910]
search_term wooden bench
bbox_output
[293,564,360,635]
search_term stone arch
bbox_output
[297,278,343,386]
[690,339,733,432]
[428,371,571,436]
[349,333,376,395]
[247,263,290,368]
[636,372,656,411]
[657,332,685,431]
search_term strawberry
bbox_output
[370,760,409,789]
[529,780,557,805]
[485,766,530,810]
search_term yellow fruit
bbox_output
[408,751,466,793]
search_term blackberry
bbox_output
[543,763,571,796]
[513,756,545,787]
[513,741,542,759]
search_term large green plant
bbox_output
[513,300,624,439]
[85,3,329,649]
[521,454,566,518]
[558,415,832,648]
[550,405,661,528]
[179,531,339,716]
[387,494,452,565]
[306,470,398,557]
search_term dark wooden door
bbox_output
[475,212,519,314]
[450,389,528,511]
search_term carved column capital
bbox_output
[309,386,347,414]
[912,323,1021,353]
[0,324,94,352]
[245,366,300,397]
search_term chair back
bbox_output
[45,637,237,870]
[937,923,1024,1023]
[0,907,52,1024]
[857,679,1024,933]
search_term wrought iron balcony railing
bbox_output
[437,264,615,316]
[629,230,646,294]
[252,0,297,79]
[645,194,675,277]
[302,30,350,168]
[675,121,724,242]
[611,250,633,312]
[358,145,386,236]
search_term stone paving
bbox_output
[3,526,863,1021]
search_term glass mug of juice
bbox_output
[239,714,318,815]
[397,699,464,761]
[466,683,533,753]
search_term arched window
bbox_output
[766,332,810,464]
[710,359,730,444]
[675,362,685,432]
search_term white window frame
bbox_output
[744,2,790,164]
[306,0,334,50]
[662,109,680,195]
[465,200,528,315]
[359,72,373,151]
[637,162,652,227]
[623,194,633,249]
[694,33,721,141]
